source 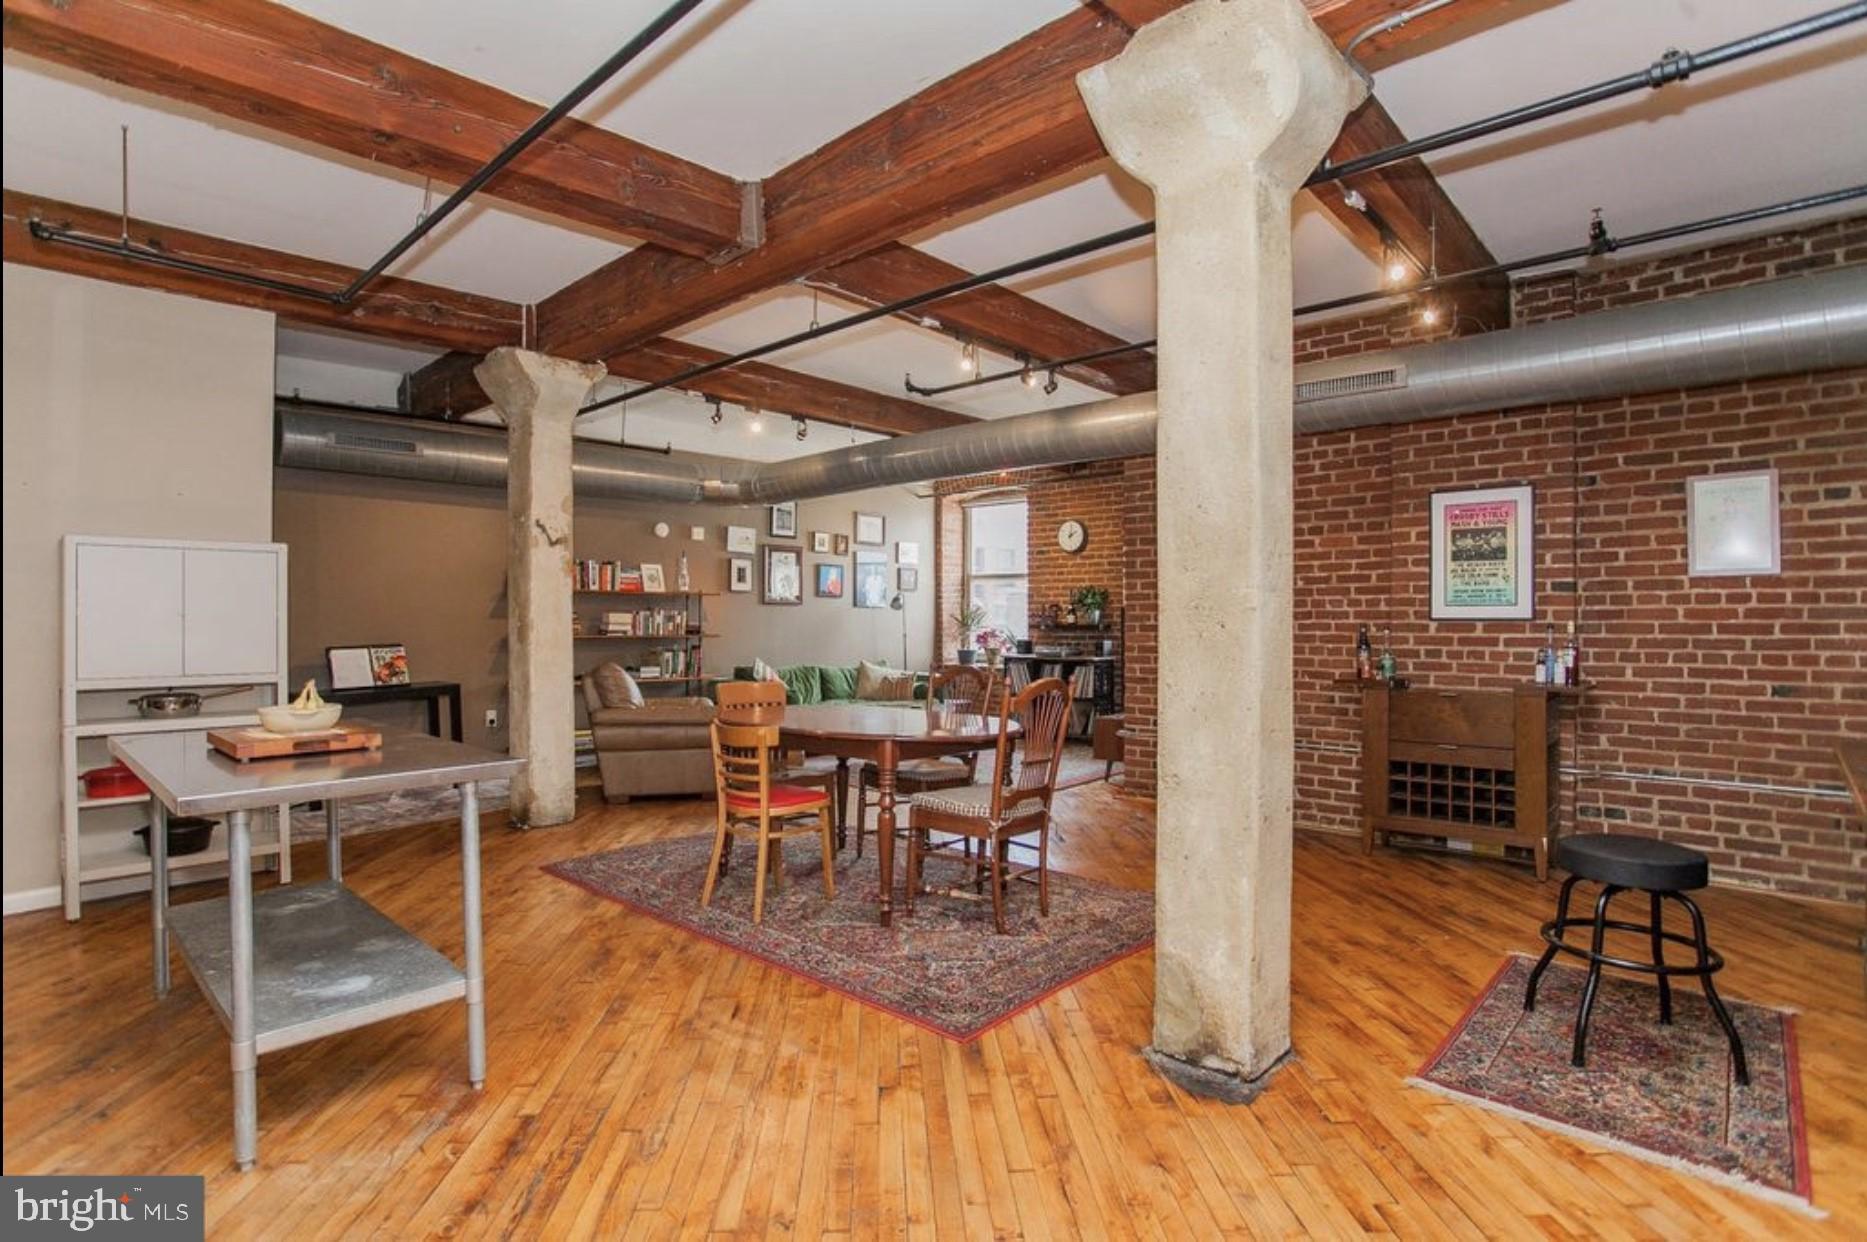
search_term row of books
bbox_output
[594,609,692,637]
[637,648,695,679]
[574,560,661,593]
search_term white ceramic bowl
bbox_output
[257,704,343,734]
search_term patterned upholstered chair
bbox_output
[904,677,1071,934]
[852,664,997,858]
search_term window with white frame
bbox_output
[963,498,1028,640]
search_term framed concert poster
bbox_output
[1429,485,1535,620]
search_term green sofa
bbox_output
[723,663,928,706]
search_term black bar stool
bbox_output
[1524,834,1748,1085]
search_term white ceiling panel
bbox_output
[1375,0,1867,263]
[2,58,626,302]
[283,0,1083,181]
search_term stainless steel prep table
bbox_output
[109,728,523,1170]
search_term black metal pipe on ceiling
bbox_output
[904,181,1867,398]
[579,0,1867,418]
[24,0,710,308]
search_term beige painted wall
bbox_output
[3,265,277,906]
[272,468,937,751]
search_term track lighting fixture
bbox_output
[1342,188,1368,213]
[708,397,723,425]
[794,417,809,441]
[1019,355,1039,389]
[1419,301,1442,327]
[745,403,763,434]
[958,340,978,375]
[1043,370,1059,396]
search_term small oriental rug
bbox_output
[1413,954,1815,1215]
[545,833,1153,1041]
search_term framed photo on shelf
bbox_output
[763,545,803,605]
[855,511,885,546]
[769,502,798,538]
[728,557,754,592]
[811,531,833,554]
[854,549,890,609]
[896,540,920,567]
[815,563,846,598]
[726,524,757,554]
[325,646,376,690]
[833,533,850,556]
[1429,484,1535,620]
[1687,468,1780,577]
[898,567,919,591]
[640,563,666,593]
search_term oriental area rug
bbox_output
[546,833,1153,1041]
[1413,955,1815,1215]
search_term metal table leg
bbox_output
[227,808,258,1170]
[459,781,486,1089]
[325,798,343,883]
[151,799,170,996]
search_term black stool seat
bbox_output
[1554,834,1708,892]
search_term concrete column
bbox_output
[1078,0,1365,1095]
[474,347,607,827]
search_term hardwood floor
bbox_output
[5,782,1863,1239]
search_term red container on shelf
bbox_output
[80,762,147,799]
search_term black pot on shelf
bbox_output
[134,816,215,857]
[1014,638,1034,655]
[957,648,977,665]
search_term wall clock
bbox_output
[1057,519,1088,554]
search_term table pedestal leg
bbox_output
[876,742,898,926]
[325,799,343,883]
[151,799,170,996]
[460,781,486,1088]
[228,809,257,1170]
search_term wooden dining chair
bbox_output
[715,680,846,841]
[904,677,1071,934]
[852,664,997,858]
[703,719,836,924]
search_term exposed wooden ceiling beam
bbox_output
[404,341,973,438]
[535,0,1518,364]
[0,0,747,257]
[1312,96,1510,328]
[3,188,521,352]
[806,244,1155,396]
[534,7,1131,362]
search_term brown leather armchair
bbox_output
[582,665,716,803]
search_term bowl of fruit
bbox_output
[257,681,343,734]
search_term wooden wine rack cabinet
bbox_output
[1358,684,1562,879]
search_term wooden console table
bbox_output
[1356,682,1581,879]
[324,679,464,741]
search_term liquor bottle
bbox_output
[1356,625,1374,680]
[1544,623,1558,686]
[1563,621,1581,688]
[1378,625,1397,682]
[1533,646,1549,685]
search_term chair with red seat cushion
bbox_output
[716,680,847,841]
[704,719,835,924]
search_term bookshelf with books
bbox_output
[570,558,714,697]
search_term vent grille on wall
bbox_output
[1295,365,1406,404]
[330,431,421,455]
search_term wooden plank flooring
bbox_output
[5,781,1864,1238]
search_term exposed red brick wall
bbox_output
[930,218,1865,899]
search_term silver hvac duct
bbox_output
[1293,263,1867,432]
[277,268,1867,500]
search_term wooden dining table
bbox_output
[780,703,1013,926]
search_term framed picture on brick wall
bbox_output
[1429,485,1535,620]
[1687,468,1780,577]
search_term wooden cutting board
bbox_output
[207,723,384,762]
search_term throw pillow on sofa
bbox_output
[855,659,916,702]
[750,657,783,684]
[590,662,644,709]
[819,663,859,702]
[778,665,823,705]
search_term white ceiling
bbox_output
[6,0,1865,457]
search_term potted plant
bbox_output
[952,603,988,664]
[1072,585,1110,628]
[974,626,1013,669]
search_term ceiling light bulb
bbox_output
[748,417,764,433]
[1387,260,1409,285]
[1022,369,1039,389]
[958,344,976,375]
[1420,304,1441,326]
